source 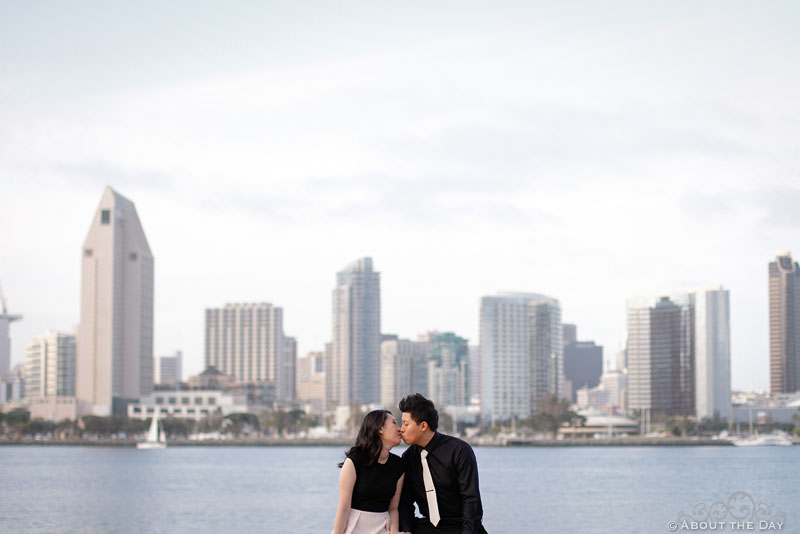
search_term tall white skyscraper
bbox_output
[25,332,76,398]
[204,303,286,394]
[694,287,731,421]
[326,257,381,410]
[480,292,563,424]
[154,350,183,385]
[76,187,154,416]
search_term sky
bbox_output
[1,1,799,390]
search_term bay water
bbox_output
[1,445,797,533]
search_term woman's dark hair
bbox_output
[338,409,392,467]
[398,393,438,432]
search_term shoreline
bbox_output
[0,437,745,447]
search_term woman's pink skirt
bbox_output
[338,509,391,534]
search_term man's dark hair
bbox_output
[399,393,438,432]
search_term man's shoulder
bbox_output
[401,444,421,459]
[438,432,471,449]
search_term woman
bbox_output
[332,410,405,534]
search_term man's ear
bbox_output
[419,421,428,432]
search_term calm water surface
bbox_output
[1,445,798,533]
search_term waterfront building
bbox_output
[558,410,639,438]
[769,252,800,394]
[730,391,800,425]
[25,331,75,399]
[562,325,603,403]
[204,302,289,398]
[695,288,731,420]
[480,292,563,424]
[425,332,469,408]
[128,389,249,421]
[297,351,324,414]
[468,345,479,402]
[154,350,183,385]
[279,336,297,402]
[627,294,694,417]
[326,257,381,410]
[380,337,429,408]
[627,288,730,419]
[76,187,154,416]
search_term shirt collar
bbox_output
[422,431,443,453]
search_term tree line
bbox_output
[0,409,318,440]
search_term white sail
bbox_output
[137,409,167,449]
[147,411,160,442]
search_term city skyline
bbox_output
[2,3,800,391]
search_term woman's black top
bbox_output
[347,449,404,512]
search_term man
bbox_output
[398,393,488,534]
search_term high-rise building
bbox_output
[563,326,603,403]
[380,337,429,408]
[154,350,183,385]
[480,292,563,424]
[628,289,730,419]
[297,351,325,413]
[204,303,286,395]
[25,332,75,398]
[627,295,694,417]
[76,187,154,416]
[695,288,731,420]
[425,332,469,408]
[280,336,297,401]
[326,257,381,410]
[769,253,800,394]
[468,345,479,403]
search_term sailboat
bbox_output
[137,410,167,449]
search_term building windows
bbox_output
[182,397,190,405]
[155,396,164,405]
[101,209,111,225]
[208,397,216,405]
[195,397,203,405]
[168,397,177,405]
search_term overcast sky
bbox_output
[2,1,799,390]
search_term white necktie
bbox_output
[420,449,440,527]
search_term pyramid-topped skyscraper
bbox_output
[76,187,154,416]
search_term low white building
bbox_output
[128,390,248,420]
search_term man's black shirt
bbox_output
[399,432,488,534]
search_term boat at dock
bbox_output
[732,431,793,447]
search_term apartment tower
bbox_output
[326,257,381,410]
[480,292,563,424]
[204,303,289,398]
